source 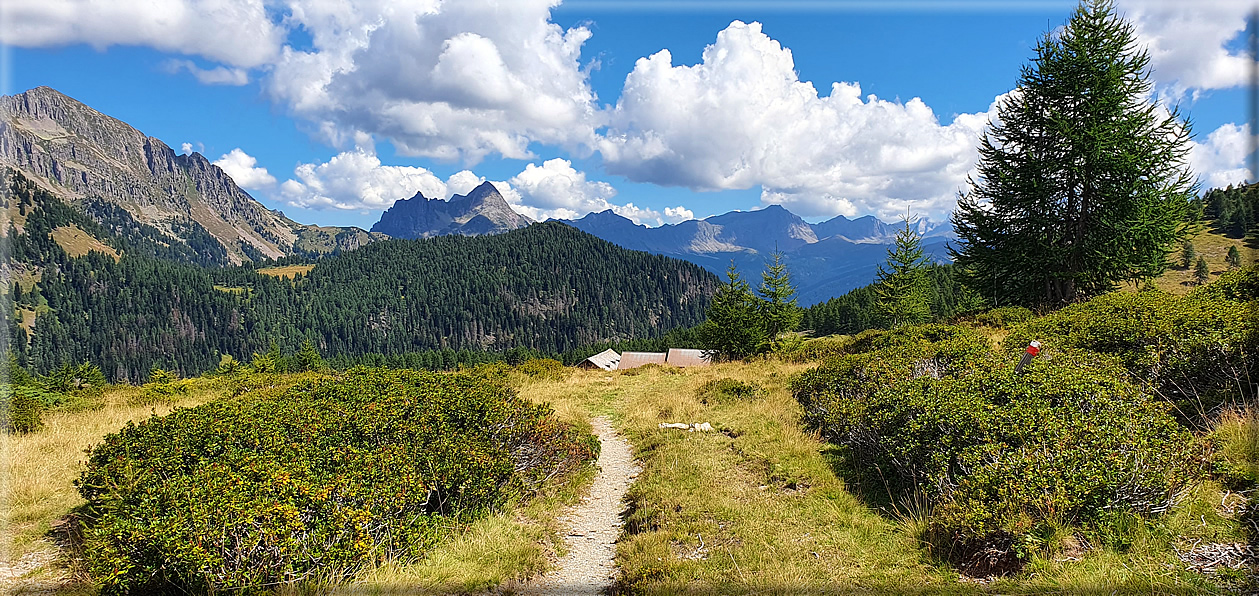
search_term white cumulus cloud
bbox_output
[163,59,249,86]
[278,148,451,211]
[598,20,993,221]
[1118,0,1249,98]
[265,0,598,163]
[1190,122,1253,191]
[507,158,683,225]
[664,206,694,222]
[0,0,283,68]
[213,148,277,190]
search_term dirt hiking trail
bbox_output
[521,416,639,595]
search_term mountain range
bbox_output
[558,207,954,306]
[1,85,954,306]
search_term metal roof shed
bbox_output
[666,348,711,368]
[579,348,621,371]
[617,351,667,370]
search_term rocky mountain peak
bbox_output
[0,86,381,264]
[370,181,532,239]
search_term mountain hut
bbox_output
[579,348,621,371]
[616,351,668,370]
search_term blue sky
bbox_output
[2,0,1252,230]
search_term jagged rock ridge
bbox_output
[370,181,532,239]
[0,86,383,264]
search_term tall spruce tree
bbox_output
[698,262,766,361]
[874,219,932,328]
[952,0,1197,307]
[757,250,802,346]
[1227,245,1242,269]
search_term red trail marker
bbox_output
[1015,340,1041,373]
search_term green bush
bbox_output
[76,367,596,594]
[1196,263,1259,301]
[779,335,852,363]
[793,323,1198,575]
[41,361,107,396]
[695,378,763,404]
[1002,291,1258,416]
[971,306,1035,328]
[0,384,46,433]
[135,368,191,404]
[516,358,568,381]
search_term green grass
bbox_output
[1142,226,1256,294]
[6,362,1248,594]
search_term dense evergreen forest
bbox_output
[4,172,717,381]
[799,263,982,336]
[1200,182,1259,238]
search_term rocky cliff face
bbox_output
[371,181,532,239]
[0,86,381,264]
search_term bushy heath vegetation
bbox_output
[75,367,597,593]
[792,322,1200,575]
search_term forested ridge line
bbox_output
[3,172,718,381]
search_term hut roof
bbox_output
[666,348,711,367]
[617,351,667,370]
[581,348,621,371]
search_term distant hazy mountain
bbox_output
[0,86,383,265]
[370,182,532,239]
[561,207,955,306]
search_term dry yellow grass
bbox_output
[49,225,119,261]
[526,360,1225,595]
[257,264,316,279]
[1,382,222,590]
[15,309,35,334]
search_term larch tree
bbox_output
[874,219,932,328]
[1227,245,1242,269]
[951,0,1197,307]
[698,262,767,361]
[757,250,803,346]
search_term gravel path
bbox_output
[522,416,639,595]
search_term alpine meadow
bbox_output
[4,0,1259,594]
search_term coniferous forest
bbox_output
[3,172,718,381]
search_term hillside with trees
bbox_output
[4,171,718,381]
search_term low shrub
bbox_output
[134,368,191,404]
[516,358,568,381]
[76,367,597,594]
[1003,291,1258,418]
[971,306,1035,328]
[695,378,763,404]
[793,323,1199,575]
[0,384,46,433]
[1195,263,1259,302]
[779,335,852,363]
